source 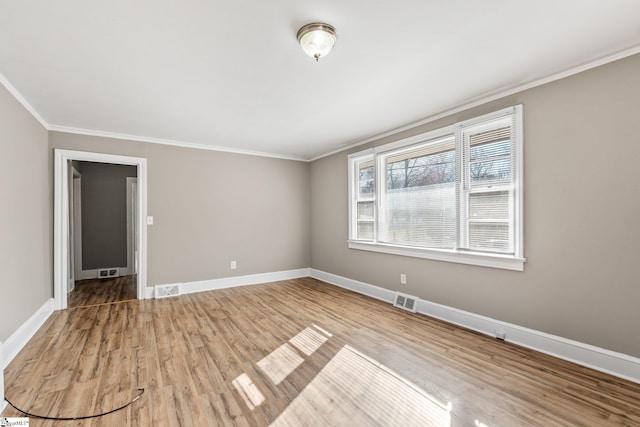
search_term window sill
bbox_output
[347,240,525,271]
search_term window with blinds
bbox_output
[355,157,375,240]
[348,105,524,271]
[462,119,516,254]
[379,136,456,248]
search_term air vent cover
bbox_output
[155,284,181,298]
[98,268,119,279]
[393,292,418,313]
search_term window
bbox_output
[354,157,375,240]
[348,106,524,270]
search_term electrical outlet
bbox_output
[400,274,407,285]
[230,261,237,270]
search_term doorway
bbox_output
[67,161,139,308]
[54,149,148,310]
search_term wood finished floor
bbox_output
[68,275,137,308]
[2,278,639,426]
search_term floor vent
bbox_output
[155,284,181,298]
[394,292,418,313]
[98,268,119,279]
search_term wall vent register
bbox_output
[394,292,418,313]
[98,268,119,279]
[155,284,181,298]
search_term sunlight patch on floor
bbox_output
[270,345,451,427]
[232,373,265,410]
[311,324,332,337]
[256,343,305,385]
[289,327,328,356]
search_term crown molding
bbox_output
[0,72,306,162]
[47,125,307,162]
[0,72,49,129]
[309,43,640,162]
[4,43,640,163]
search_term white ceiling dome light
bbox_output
[297,23,338,62]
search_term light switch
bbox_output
[147,216,154,225]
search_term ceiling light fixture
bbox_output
[297,23,337,62]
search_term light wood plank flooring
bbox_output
[2,278,639,426]
[68,275,137,308]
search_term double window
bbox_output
[349,106,524,270]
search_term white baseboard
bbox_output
[76,269,98,280]
[2,299,55,371]
[310,269,396,303]
[309,269,640,384]
[77,269,101,280]
[3,268,637,417]
[149,268,312,299]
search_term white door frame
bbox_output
[125,177,138,276]
[68,165,81,293]
[72,170,83,281]
[54,149,148,310]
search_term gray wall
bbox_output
[49,133,311,286]
[310,53,640,358]
[78,161,137,270]
[0,84,51,343]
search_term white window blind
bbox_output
[379,136,456,248]
[462,119,516,254]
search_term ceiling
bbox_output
[1,1,640,161]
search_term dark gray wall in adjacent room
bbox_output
[80,161,137,269]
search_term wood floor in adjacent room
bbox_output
[68,275,137,308]
[2,278,639,426]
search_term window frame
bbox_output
[351,153,377,241]
[347,105,525,271]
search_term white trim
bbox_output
[125,177,138,277]
[0,72,302,162]
[416,299,640,384]
[0,72,48,129]
[514,105,524,259]
[309,269,640,384]
[54,150,148,310]
[309,269,396,303]
[347,150,376,245]
[347,241,525,271]
[310,44,640,162]
[145,286,155,299]
[5,45,640,165]
[149,268,311,298]
[71,166,82,288]
[0,300,54,414]
[1,299,55,370]
[48,125,307,162]
[75,268,132,280]
[75,268,101,280]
